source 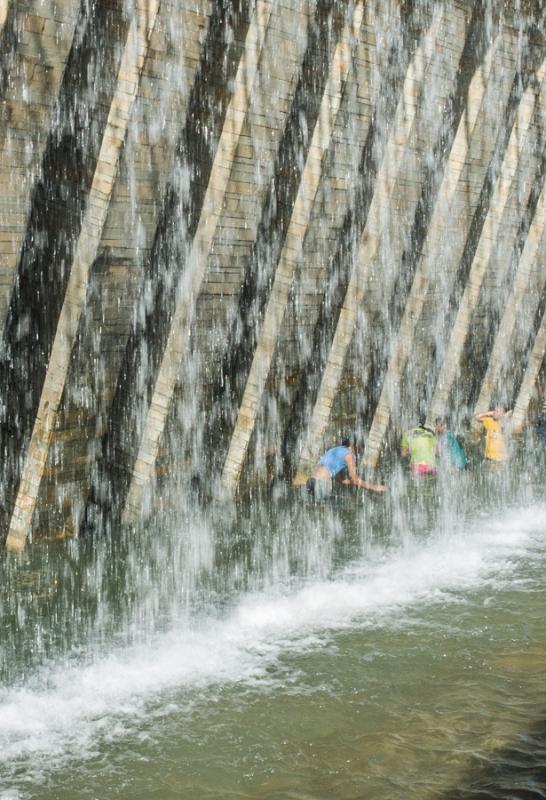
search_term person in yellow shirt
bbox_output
[474,405,512,462]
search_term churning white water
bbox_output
[1,495,544,795]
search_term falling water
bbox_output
[1,460,546,798]
[0,0,545,797]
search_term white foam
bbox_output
[0,502,544,782]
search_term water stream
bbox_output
[0,2,545,797]
[1,450,545,799]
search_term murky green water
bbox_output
[1,460,545,799]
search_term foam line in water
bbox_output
[0,503,544,784]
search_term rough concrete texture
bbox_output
[0,0,544,546]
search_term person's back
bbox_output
[318,445,350,478]
[475,406,511,463]
[481,417,506,461]
[436,422,468,470]
[401,424,437,475]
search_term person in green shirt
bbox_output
[401,415,438,476]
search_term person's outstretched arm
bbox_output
[345,452,386,493]
[361,479,387,493]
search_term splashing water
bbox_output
[1,465,545,797]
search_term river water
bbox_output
[1,454,545,799]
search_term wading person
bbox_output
[536,398,546,438]
[474,405,512,464]
[306,437,386,499]
[435,417,468,470]
[400,415,438,476]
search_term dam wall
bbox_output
[0,0,544,547]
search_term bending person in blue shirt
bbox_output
[306,437,386,499]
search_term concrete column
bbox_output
[0,2,79,329]
[292,8,449,484]
[364,35,502,468]
[121,0,275,524]
[219,1,367,496]
[512,307,546,433]
[429,60,546,424]
[474,182,546,417]
[0,0,8,30]
[43,0,213,541]
[5,0,161,551]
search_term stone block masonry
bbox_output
[0,0,544,547]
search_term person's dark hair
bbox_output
[418,413,427,427]
[341,436,351,448]
[435,416,446,425]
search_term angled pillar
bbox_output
[292,8,448,484]
[220,1,366,496]
[429,60,546,423]
[512,306,546,433]
[474,180,546,416]
[5,0,161,551]
[364,35,504,468]
[120,0,275,524]
[47,1,214,542]
[0,0,8,31]
[0,3,79,328]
